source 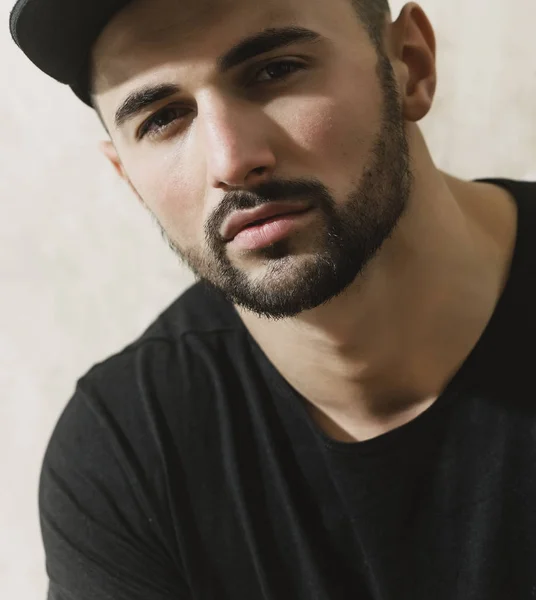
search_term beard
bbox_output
[150,51,413,320]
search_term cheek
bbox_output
[280,90,382,180]
[125,150,204,246]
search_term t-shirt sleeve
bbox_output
[39,380,191,600]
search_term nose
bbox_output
[199,94,277,190]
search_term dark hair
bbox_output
[91,0,391,130]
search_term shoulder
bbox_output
[39,281,248,597]
[41,279,254,505]
[47,279,248,465]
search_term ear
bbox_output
[99,140,127,179]
[98,140,146,206]
[388,2,437,122]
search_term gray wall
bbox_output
[1,0,535,597]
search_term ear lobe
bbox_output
[99,140,126,180]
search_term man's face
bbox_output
[93,0,412,320]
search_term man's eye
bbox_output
[253,59,306,84]
[138,105,189,140]
[137,60,305,140]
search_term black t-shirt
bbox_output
[40,178,536,600]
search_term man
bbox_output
[10,0,536,597]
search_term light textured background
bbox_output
[1,0,535,597]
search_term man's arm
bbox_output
[39,382,190,600]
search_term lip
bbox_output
[221,201,311,242]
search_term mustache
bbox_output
[225,178,328,210]
[206,177,333,238]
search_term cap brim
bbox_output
[9,0,131,106]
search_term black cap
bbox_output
[9,0,133,107]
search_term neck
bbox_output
[236,131,517,440]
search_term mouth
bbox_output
[221,201,312,242]
[244,211,306,228]
[226,207,315,252]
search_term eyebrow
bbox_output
[114,25,322,130]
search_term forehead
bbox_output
[91,0,364,98]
